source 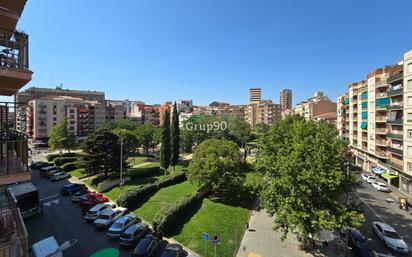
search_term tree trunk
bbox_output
[243,147,247,162]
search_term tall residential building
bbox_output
[1,1,31,256]
[249,88,261,103]
[159,101,172,125]
[280,89,292,111]
[106,100,126,121]
[245,100,281,128]
[294,92,336,121]
[337,51,412,197]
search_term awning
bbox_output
[361,122,367,129]
[381,172,399,180]
[372,166,386,174]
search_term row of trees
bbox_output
[160,103,180,172]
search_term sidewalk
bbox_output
[237,210,349,257]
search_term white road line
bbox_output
[40,194,59,201]
[354,192,385,223]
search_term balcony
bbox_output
[375,150,388,159]
[387,159,403,171]
[387,88,403,97]
[387,133,403,140]
[376,128,387,134]
[387,146,403,156]
[375,139,387,146]
[0,29,32,96]
[375,116,387,123]
[387,103,403,110]
[387,73,403,84]
[0,129,30,184]
[362,137,368,142]
[375,92,387,99]
[387,119,402,125]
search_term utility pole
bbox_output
[120,135,124,194]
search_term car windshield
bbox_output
[88,210,97,215]
[112,222,123,229]
[98,214,110,220]
[136,238,151,252]
[384,230,401,239]
[121,232,132,239]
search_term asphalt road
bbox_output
[25,170,132,257]
[356,175,412,257]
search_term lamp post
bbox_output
[120,136,123,193]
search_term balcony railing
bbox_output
[387,133,403,140]
[387,73,403,84]
[387,146,403,156]
[375,150,388,159]
[375,140,387,146]
[387,103,403,110]
[375,92,387,98]
[0,29,29,71]
[387,88,403,97]
[387,159,403,171]
[375,117,387,122]
[376,128,387,134]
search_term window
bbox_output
[408,80,412,90]
[408,113,412,122]
[408,96,412,106]
[408,162,412,172]
[70,109,75,113]
[408,146,412,156]
[408,63,412,74]
[408,130,412,139]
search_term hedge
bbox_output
[127,167,161,180]
[46,152,77,162]
[117,171,187,209]
[61,161,85,172]
[53,156,78,166]
[152,192,201,235]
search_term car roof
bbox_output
[101,208,116,215]
[90,203,105,211]
[114,215,130,223]
[165,244,182,250]
[375,222,396,232]
[114,207,127,212]
[125,223,148,233]
[348,228,365,241]
[31,236,60,257]
[377,182,387,186]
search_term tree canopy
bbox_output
[135,124,159,156]
[48,118,76,153]
[113,128,140,156]
[256,115,363,239]
[170,102,180,169]
[188,139,242,195]
[227,114,253,161]
[160,110,171,171]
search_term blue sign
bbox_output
[202,232,209,241]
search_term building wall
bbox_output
[403,50,412,181]
[249,88,261,103]
[280,89,292,111]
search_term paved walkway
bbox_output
[237,210,349,257]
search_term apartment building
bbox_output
[106,100,126,121]
[0,0,31,256]
[245,100,281,128]
[249,88,262,103]
[129,103,160,126]
[338,51,412,197]
[280,89,292,111]
[294,92,337,121]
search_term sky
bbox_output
[7,0,412,105]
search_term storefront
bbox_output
[381,171,399,188]
[400,175,412,197]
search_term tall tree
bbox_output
[160,110,171,173]
[256,115,363,241]
[113,128,140,156]
[170,102,180,171]
[188,139,242,196]
[227,114,252,162]
[82,128,127,176]
[135,124,158,156]
[48,118,76,153]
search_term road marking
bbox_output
[43,199,59,207]
[354,192,385,223]
[40,194,59,201]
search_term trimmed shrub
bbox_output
[61,161,85,172]
[127,167,161,180]
[153,192,202,236]
[46,152,77,161]
[155,171,186,188]
[117,183,158,208]
[53,156,78,166]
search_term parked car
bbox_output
[31,236,62,257]
[84,202,116,222]
[94,207,127,228]
[80,193,109,213]
[361,174,377,183]
[60,183,87,195]
[119,223,150,247]
[39,166,58,178]
[30,161,53,170]
[107,214,141,239]
[50,172,71,181]
[372,181,390,192]
[159,244,186,257]
[372,222,409,254]
[132,233,164,257]
[347,228,374,257]
[71,187,89,202]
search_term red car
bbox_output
[79,192,109,213]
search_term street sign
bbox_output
[202,232,209,241]
[212,234,219,245]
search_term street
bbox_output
[25,170,132,257]
[356,176,412,257]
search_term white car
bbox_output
[84,202,116,221]
[372,222,409,254]
[372,181,390,192]
[361,174,376,183]
[50,172,71,181]
[94,207,127,228]
[107,214,140,239]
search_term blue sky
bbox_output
[10,0,412,105]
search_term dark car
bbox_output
[39,166,58,177]
[348,228,374,257]
[119,223,150,247]
[158,244,186,257]
[30,161,53,170]
[60,183,87,195]
[132,233,163,257]
[71,187,89,202]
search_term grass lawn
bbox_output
[71,168,86,178]
[127,156,156,167]
[133,181,198,223]
[173,199,250,257]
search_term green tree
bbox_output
[102,119,139,131]
[188,139,242,195]
[82,128,127,176]
[135,124,158,156]
[160,110,171,172]
[113,128,140,155]
[256,115,363,241]
[170,102,180,171]
[180,128,194,153]
[48,118,76,153]
[227,114,252,162]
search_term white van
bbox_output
[31,236,62,257]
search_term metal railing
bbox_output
[0,29,29,70]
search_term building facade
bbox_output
[337,51,412,197]
[249,88,262,103]
[280,89,292,111]
[294,92,336,121]
[245,100,281,128]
